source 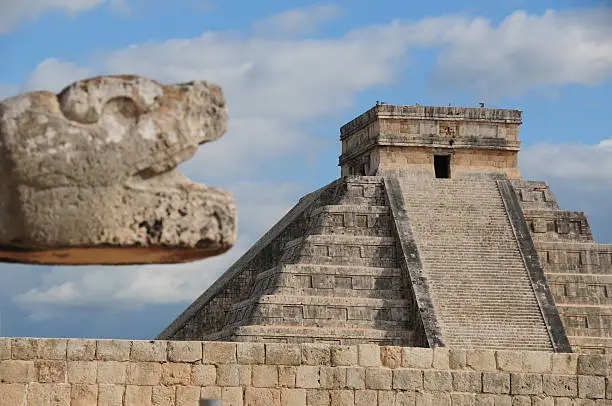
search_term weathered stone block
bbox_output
[177,385,204,406]
[96,340,131,361]
[452,370,482,392]
[35,360,66,383]
[203,342,237,364]
[67,340,96,361]
[510,373,543,395]
[296,365,320,388]
[0,360,35,383]
[237,342,265,365]
[37,339,67,360]
[217,364,241,386]
[578,375,605,399]
[222,387,243,406]
[381,346,402,369]
[131,340,166,362]
[302,344,330,366]
[161,362,191,385]
[167,340,202,363]
[495,351,522,372]
[278,366,297,388]
[354,389,377,406]
[578,355,607,376]
[365,367,392,390]
[416,392,450,406]
[531,396,554,406]
[67,361,97,384]
[0,383,25,406]
[306,389,330,406]
[96,361,127,384]
[393,368,422,390]
[0,339,9,360]
[467,350,496,371]
[450,349,467,370]
[126,362,161,385]
[320,366,346,389]
[267,343,301,365]
[11,338,37,360]
[451,392,476,406]
[359,344,381,367]
[245,387,281,406]
[253,365,279,387]
[552,353,578,375]
[522,352,552,373]
[97,384,125,406]
[423,370,452,391]
[433,348,450,369]
[199,386,222,401]
[152,385,175,406]
[331,346,357,366]
[191,364,216,386]
[70,383,97,406]
[482,372,510,394]
[125,385,152,406]
[346,367,365,389]
[403,347,432,369]
[542,374,577,397]
[281,388,306,406]
[26,383,70,406]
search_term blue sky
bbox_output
[0,0,611,339]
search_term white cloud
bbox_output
[21,58,92,93]
[0,84,19,100]
[0,0,117,33]
[252,4,343,37]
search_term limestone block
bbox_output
[203,342,236,364]
[364,367,392,390]
[380,346,402,369]
[177,385,204,406]
[433,347,450,369]
[131,340,166,362]
[236,342,265,365]
[125,385,153,406]
[510,373,543,395]
[578,375,605,399]
[266,343,301,365]
[492,394,512,406]
[96,339,131,361]
[126,362,161,385]
[466,350,496,371]
[346,367,365,389]
[319,366,346,389]
[359,344,381,367]
[393,368,422,390]
[26,382,70,406]
[11,338,37,360]
[450,393,476,406]
[199,386,221,401]
[67,361,97,384]
[0,360,35,382]
[97,361,127,384]
[278,366,297,388]
[0,383,25,406]
[423,370,452,391]
[450,349,467,370]
[306,389,330,406]
[167,340,202,363]
[523,352,552,373]
[97,384,125,406]
[217,364,241,386]
[161,362,190,385]
[578,355,607,376]
[482,372,510,394]
[37,338,67,360]
[402,347,433,369]
[0,75,235,265]
[244,387,281,406]
[415,392,451,406]
[67,340,96,361]
[281,388,306,406]
[510,395,531,406]
[0,339,9,360]
[331,346,357,366]
[302,344,330,366]
[253,365,279,387]
[495,351,522,372]
[452,370,482,392]
[395,391,416,405]
[542,374,577,397]
[552,354,578,375]
[35,360,66,383]
[354,389,377,406]
[152,385,175,406]
[222,387,243,406]
[191,364,216,386]
[531,396,554,406]
[296,365,320,388]
[70,383,97,406]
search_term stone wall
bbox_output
[2,337,612,405]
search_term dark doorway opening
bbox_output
[434,155,451,178]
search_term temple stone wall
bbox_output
[1,337,611,405]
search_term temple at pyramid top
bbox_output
[160,103,612,355]
[339,104,523,179]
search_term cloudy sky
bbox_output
[0,0,611,339]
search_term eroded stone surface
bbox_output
[0,75,235,264]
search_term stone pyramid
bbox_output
[159,104,612,353]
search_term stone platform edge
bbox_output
[1,337,611,405]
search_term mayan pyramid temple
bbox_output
[159,103,612,354]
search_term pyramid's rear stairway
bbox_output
[399,178,553,351]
